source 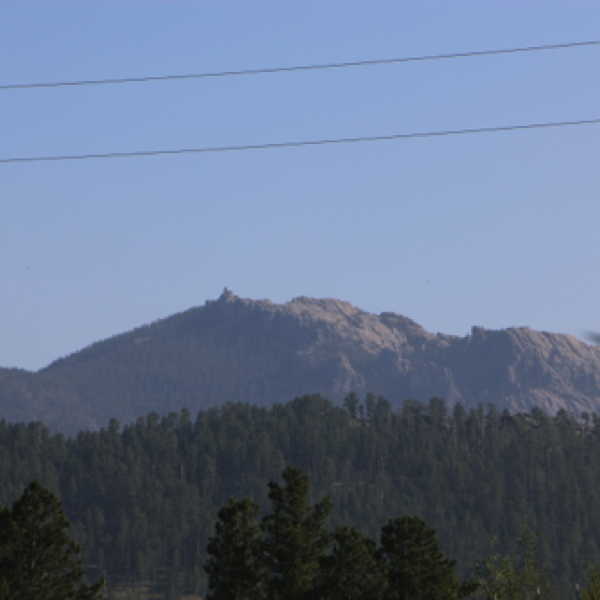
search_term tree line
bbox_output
[205,464,600,599]
[205,464,478,599]
[2,466,600,599]
[1,393,600,597]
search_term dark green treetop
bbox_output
[0,480,104,600]
[204,497,266,600]
[317,525,387,600]
[260,465,333,600]
[377,515,477,600]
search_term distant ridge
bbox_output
[2,290,600,433]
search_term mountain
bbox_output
[2,289,600,433]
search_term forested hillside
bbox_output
[0,394,599,598]
[2,290,600,433]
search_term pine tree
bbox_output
[260,465,333,600]
[0,480,104,600]
[317,525,387,600]
[204,497,266,600]
[377,515,475,600]
[343,392,360,418]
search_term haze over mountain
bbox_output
[2,289,600,433]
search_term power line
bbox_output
[2,117,599,164]
[2,39,600,91]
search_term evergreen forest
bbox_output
[1,393,600,598]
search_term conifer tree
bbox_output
[0,480,104,600]
[204,497,266,600]
[377,515,476,600]
[260,465,333,600]
[317,525,387,600]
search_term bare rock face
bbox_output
[2,289,600,432]
[445,326,600,416]
[207,291,600,416]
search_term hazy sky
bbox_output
[2,0,600,371]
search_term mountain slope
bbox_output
[2,289,600,432]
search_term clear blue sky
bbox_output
[2,0,600,371]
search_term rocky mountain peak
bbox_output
[3,291,600,432]
[213,291,437,357]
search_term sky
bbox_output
[1,0,600,371]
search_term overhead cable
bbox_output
[2,117,599,164]
[2,40,600,91]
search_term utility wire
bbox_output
[2,39,600,91]
[2,117,599,164]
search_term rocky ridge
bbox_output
[1,289,600,431]
[211,289,600,416]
